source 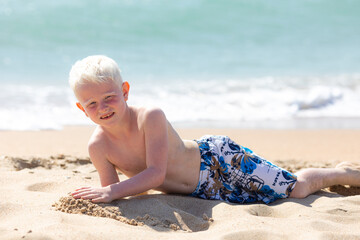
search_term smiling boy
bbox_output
[70,55,360,204]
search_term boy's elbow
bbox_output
[151,167,166,187]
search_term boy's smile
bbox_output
[100,112,115,120]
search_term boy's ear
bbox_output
[122,81,130,101]
[76,102,88,117]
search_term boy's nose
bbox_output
[99,102,109,113]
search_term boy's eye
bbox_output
[88,102,96,107]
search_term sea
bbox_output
[1,0,360,130]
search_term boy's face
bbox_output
[75,80,130,127]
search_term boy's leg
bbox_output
[290,162,360,199]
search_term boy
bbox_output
[70,55,360,204]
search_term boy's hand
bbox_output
[71,186,113,203]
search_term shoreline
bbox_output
[172,117,360,129]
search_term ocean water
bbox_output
[1,0,360,130]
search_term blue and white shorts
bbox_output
[190,135,297,204]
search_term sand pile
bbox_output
[53,195,214,232]
[53,196,125,220]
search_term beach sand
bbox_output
[1,126,360,239]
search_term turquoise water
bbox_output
[1,0,360,130]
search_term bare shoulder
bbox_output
[87,127,109,158]
[136,107,167,127]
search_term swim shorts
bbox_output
[190,135,297,204]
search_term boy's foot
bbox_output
[335,162,360,187]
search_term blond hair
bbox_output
[69,55,123,91]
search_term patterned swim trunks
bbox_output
[190,135,297,204]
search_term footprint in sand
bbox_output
[0,203,24,217]
[246,205,277,218]
[309,220,338,232]
[222,230,286,240]
[27,182,60,193]
[326,208,349,215]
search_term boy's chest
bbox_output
[106,136,147,175]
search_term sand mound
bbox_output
[53,196,143,227]
[2,155,91,171]
[53,195,213,232]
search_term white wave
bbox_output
[1,75,360,130]
[130,76,360,124]
[0,85,91,131]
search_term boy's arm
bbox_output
[72,108,168,203]
[88,139,120,187]
[71,136,120,202]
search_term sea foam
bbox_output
[1,75,360,130]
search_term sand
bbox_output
[1,126,360,239]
